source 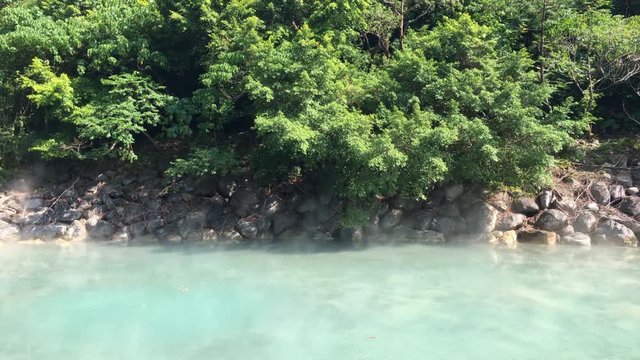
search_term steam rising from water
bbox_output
[1,242,640,359]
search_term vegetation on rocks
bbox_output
[1,0,639,203]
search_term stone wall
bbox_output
[0,162,639,249]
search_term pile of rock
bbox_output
[0,163,639,248]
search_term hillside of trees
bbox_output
[1,0,639,202]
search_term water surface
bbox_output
[1,242,639,360]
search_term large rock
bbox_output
[445,184,464,202]
[491,230,518,249]
[590,182,610,205]
[561,232,591,246]
[229,189,260,217]
[273,212,298,235]
[23,197,44,211]
[261,195,285,216]
[394,225,445,244]
[64,220,87,241]
[123,202,145,225]
[217,176,237,198]
[390,197,420,211]
[595,219,638,246]
[380,209,403,230]
[557,225,575,237]
[296,198,319,214]
[339,227,364,246]
[57,209,83,223]
[193,176,219,196]
[219,229,243,242]
[610,185,626,202]
[407,210,434,231]
[512,198,539,216]
[19,208,48,226]
[87,220,115,240]
[555,198,577,214]
[537,190,555,209]
[178,212,205,241]
[496,213,527,231]
[236,218,259,239]
[517,229,557,245]
[488,192,511,212]
[535,209,568,231]
[0,220,20,240]
[464,202,498,233]
[617,197,640,217]
[612,171,633,187]
[432,216,466,234]
[573,211,598,233]
[153,225,182,244]
[438,203,460,218]
[21,224,68,240]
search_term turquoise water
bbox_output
[1,242,639,360]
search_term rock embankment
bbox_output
[1,162,639,249]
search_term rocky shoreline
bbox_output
[1,161,639,249]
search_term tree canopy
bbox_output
[1,0,639,200]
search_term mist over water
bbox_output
[1,242,639,360]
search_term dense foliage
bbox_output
[1,0,639,200]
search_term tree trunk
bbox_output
[538,0,548,83]
[399,0,405,51]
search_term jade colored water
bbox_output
[1,242,639,360]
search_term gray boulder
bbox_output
[590,182,610,205]
[595,219,637,246]
[464,202,498,233]
[87,220,115,240]
[57,209,83,223]
[496,213,527,231]
[236,218,259,239]
[394,225,445,244]
[261,195,285,216]
[380,209,403,230]
[613,171,633,187]
[573,211,598,233]
[537,190,555,209]
[22,224,68,240]
[407,210,435,231]
[626,187,639,196]
[557,225,575,237]
[229,189,260,217]
[296,198,319,214]
[23,197,44,211]
[555,198,577,214]
[517,229,557,245]
[438,203,460,218]
[339,227,364,246]
[193,176,219,196]
[123,202,145,225]
[273,212,298,235]
[178,212,205,241]
[0,220,20,240]
[585,202,599,211]
[217,176,237,198]
[617,197,640,217]
[445,184,464,202]
[610,185,626,202]
[390,197,420,211]
[433,216,466,234]
[512,197,539,216]
[561,232,591,246]
[535,209,568,231]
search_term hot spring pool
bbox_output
[1,242,639,359]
